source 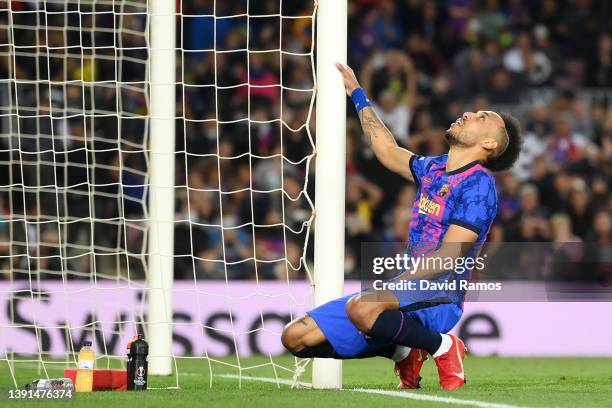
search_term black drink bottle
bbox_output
[127,335,148,390]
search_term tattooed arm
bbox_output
[335,63,415,182]
[358,107,415,180]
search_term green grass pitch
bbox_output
[2,355,611,407]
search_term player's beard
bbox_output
[444,129,461,146]
[444,127,471,149]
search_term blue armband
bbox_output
[351,87,372,113]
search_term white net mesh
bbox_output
[0,0,317,388]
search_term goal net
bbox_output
[0,0,321,388]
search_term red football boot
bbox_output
[433,334,467,390]
[394,348,428,389]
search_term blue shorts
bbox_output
[307,294,462,358]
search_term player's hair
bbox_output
[484,113,522,172]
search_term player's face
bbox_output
[445,111,504,148]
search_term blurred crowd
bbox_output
[0,0,610,281]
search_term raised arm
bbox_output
[335,63,415,182]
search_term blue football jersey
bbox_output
[408,154,497,254]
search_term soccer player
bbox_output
[281,63,522,390]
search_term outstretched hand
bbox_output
[335,62,361,96]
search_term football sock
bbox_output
[368,310,442,355]
[353,344,396,360]
[391,346,412,362]
[292,342,337,358]
[432,333,453,357]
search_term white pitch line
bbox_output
[351,388,533,408]
[217,373,310,388]
[217,374,536,408]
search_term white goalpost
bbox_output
[312,0,347,389]
[147,0,176,376]
[0,0,346,390]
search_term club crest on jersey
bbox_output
[437,183,450,197]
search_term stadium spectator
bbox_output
[361,51,417,145]
[550,213,581,243]
[475,0,506,41]
[453,48,489,100]
[587,33,612,87]
[503,31,553,86]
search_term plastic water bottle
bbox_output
[127,335,148,391]
[75,341,95,392]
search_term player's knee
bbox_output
[346,297,377,333]
[281,323,303,354]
